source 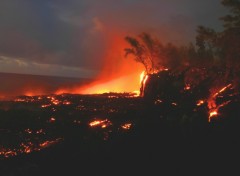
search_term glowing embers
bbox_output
[208,101,231,122]
[143,75,149,86]
[25,128,45,135]
[80,72,143,94]
[20,142,34,153]
[50,97,60,105]
[140,71,149,86]
[131,90,140,97]
[0,148,17,158]
[41,104,51,108]
[0,138,63,158]
[207,84,233,122]
[140,71,149,96]
[14,98,26,102]
[140,71,145,84]
[107,95,119,99]
[184,84,191,91]
[154,99,163,105]
[212,84,232,98]
[209,110,218,118]
[89,119,112,128]
[45,96,72,106]
[121,123,132,130]
[196,100,205,106]
[63,100,71,105]
[39,138,62,148]
[48,117,56,123]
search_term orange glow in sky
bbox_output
[56,33,144,95]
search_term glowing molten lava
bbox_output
[89,119,112,128]
[209,110,218,118]
[140,71,145,84]
[139,71,149,97]
[80,72,143,95]
[196,100,205,106]
[121,123,132,130]
[207,84,233,122]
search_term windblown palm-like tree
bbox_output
[124,33,161,74]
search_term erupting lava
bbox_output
[55,34,145,96]
[140,71,145,84]
[139,71,149,97]
[79,72,143,95]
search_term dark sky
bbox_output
[0,0,227,78]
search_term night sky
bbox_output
[0,0,227,78]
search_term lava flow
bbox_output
[207,84,233,122]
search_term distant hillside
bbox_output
[0,72,93,98]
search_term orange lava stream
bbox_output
[207,84,233,122]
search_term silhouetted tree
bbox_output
[220,0,240,76]
[124,33,163,73]
[124,36,150,73]
[125,0,240,89]
[194,0,240,87]
[195,26,217,67]
[138,33,162,73]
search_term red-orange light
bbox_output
[197,100,204,106]
[121,123,132,130]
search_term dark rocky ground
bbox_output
[0,93,240,175]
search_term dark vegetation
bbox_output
[125,0,240,90]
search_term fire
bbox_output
[63,100,71,105]
[36,129,45,134]
[139,71,149,96]
[184,84,191,90]
[209,110,218,117]
[154,99,162,105]
[79,72,143,95]
[11,33,143,96]
[196,100,204,106]
[89,119,112,128]
[49,117,56,123]
[25,128,45,135]
[14,98,26,102]
[89,120,103,126]
[207,84,233,122]
[209,110,218,120]
[140,71,145,84]
[0,150,17,158]
[212,84,232,98]
[20,142,33,154]
[132,90,140,97]
[121,123,132,130]
[41,104,51,108]
[143,75,149,85]
[39,139,62,148]
[68,33,145,95]
[0,138,63,158]
[101,124,107,128]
